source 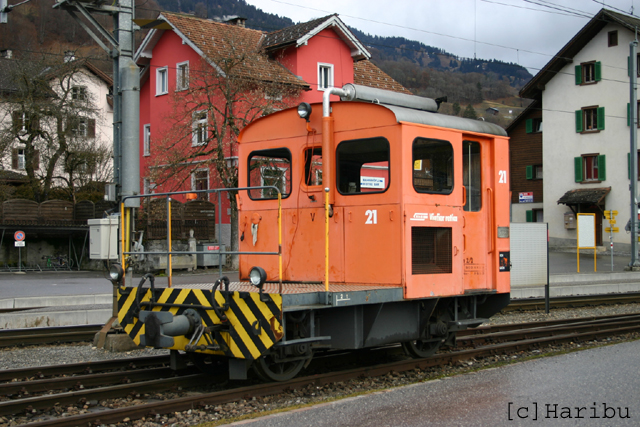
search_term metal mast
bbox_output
[53,0,140,208]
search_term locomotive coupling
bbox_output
[138,308,201,348]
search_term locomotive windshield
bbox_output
[336,137,390,194]
[247,148,292,199]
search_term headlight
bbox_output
[297,102,312,121]
[249,266,267,288]
[109,263,124,282]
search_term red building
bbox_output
[135,12,409,246]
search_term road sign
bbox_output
[14,230,25,241]
[15,241,25,247]
[605,227,619,233]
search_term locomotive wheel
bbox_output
[252,354,308,382]
[401,337,445,358]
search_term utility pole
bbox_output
[630,39,640,269]
[53,0,140,209]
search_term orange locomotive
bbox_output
[117,84,510,382]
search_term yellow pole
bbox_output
[325,187,329,292]
[278,192,283,293]
[120,202,125,274]
[168,197,172,288]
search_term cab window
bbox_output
[304,147,323,187]
[337,137,390,194]
[463,140,482,211]
[248,148,291,199]
[413,138,453,194]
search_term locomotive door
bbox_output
[461,139,493,290]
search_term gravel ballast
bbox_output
[1,303,639,427]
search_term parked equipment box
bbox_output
[564,212,576,229]
[89,218,119,260]
[196,244,225,267]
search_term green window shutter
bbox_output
[598,155,606,181]
[597,107,605,130]
[525,119,533,134]
[575,65,582,85]
[574,157,583,182]
[526,165,533,180]
[575,110,583,132]
[526,210,534,222]
[595,61,602,81]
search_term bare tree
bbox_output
[0,54,108,202]
[148,42,305,267]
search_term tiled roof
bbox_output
[262,14,336,50]
[161,12,308,88]
[353,60,412,95]
[0,170,28,183]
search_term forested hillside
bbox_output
[1,0,532,125]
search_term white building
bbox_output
[517,8,640,250]
[0,54,113,187]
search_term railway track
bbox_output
[0,325,101,348]
[2,312,639,427]
[505,292,640,311]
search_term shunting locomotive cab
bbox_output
[117,84,510,382]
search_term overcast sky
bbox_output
[244,0,639,74]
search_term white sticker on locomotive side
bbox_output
[410,213,458,222]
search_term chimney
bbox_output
[224,15,247,28]
[1,49,12,59]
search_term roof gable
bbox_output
[262,14,370,61]
[521,8,640,99]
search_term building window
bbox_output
[526,209,544,223]
[318,63,334,91]
[71,86,87,101]
[608,30,618,47]
[575,106,604,133]
[69,117,96,138]
[525,118,542,133]
[575,61,601,85]
[143,124,151,156]
[156,66,168,95]
[176,61,189,91]
[526,164,543,180]
[143,178,156,195]
[628,151,640,180]
[192,111,208,146]
[575,154,606,182]
[17,148,25,170]
[191,169,209,201]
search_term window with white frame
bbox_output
[17,148,25,170]
[143,124,151,156]
[143,177,156,194]
[192,111,208,146]
[191,169,209,201]
[156,66,168,95]
[176,61,189,91]
[318,63,334,91]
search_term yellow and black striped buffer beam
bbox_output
[117,287,283,360]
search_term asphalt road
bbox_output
[227,340,640,427]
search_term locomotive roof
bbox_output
[382,103,508,137]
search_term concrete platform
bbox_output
[4,250,640,329]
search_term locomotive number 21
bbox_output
[365,209,378,224]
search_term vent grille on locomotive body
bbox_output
[117,84,511,382]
